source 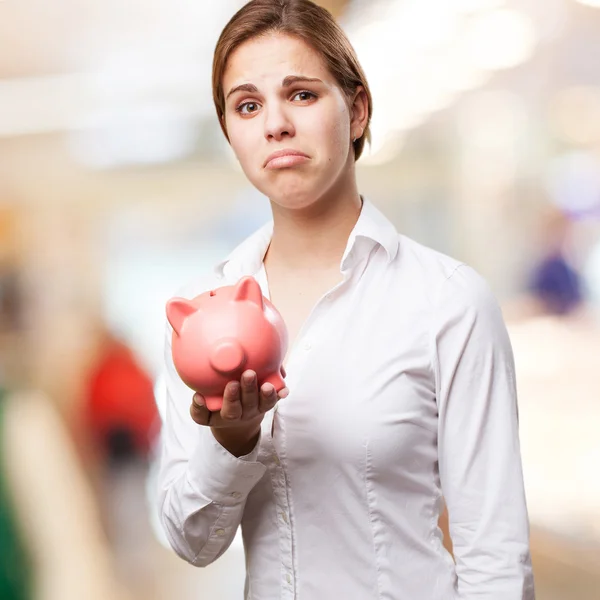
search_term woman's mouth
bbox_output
[264,149,310,170]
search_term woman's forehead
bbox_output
[223,33,332,90]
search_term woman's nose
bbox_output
[263,103,295,141]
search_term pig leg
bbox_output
[261,371,286,392]
[204,396,224,412]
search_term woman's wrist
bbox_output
[211,424,261,457]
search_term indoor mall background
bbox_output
[1,1,599,599]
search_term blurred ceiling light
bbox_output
[343,2,539,165]
[0,0,243,140]
[0,67,208,146]
[453,0,506,12]
[386,1,459,49]
[69,0,245,76]
[549,86,600,145]
[433,45,491,93]
[520,0,567,42]
[458,90,524,151]
[373,76,454,132]
[68,104,200,169]
[465,9,536,70]
[87,48,211,116]
[0,74,87,136]
[407,78,458,116]
[545,151,600,216]
[456,90,524,191]
[574,0,600,7]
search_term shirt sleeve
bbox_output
[432,264,535,599]
[156,320,267,567]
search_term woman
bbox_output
[157,1,535,598]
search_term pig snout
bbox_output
[209,338,246,375]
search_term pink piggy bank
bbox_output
[166,276,288,412]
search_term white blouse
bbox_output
[157,197,535,599]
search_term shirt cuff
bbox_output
[238,435,261,462]
[187,427,267,505]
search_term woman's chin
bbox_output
[267,190,321,211]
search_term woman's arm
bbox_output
[432,264,535,600]
[156,323,267,567]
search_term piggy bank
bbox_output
[166,276,288,411]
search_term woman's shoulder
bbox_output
[397,233,464,279]
[396,233,497,310]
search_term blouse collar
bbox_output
[214,196,399,281]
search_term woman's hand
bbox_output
[190,369,288,457]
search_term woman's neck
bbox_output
[264,184,363,273]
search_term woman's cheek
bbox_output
[230,135,254,170]
[320,111,346,153]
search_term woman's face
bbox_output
[222,33,357,210]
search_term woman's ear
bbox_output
[350,86,369,139]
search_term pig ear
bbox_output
[233,276,264,308]
[166,298,197,335]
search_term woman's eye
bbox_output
[236,102,260,115]
[292,91,317,102]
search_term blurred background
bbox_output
[0,0,599,598]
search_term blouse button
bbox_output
[215,528,226,537]
[230,491,241,499]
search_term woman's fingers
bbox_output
[259,383,290,412]
[190,374,289,427]
[258,383,278,413]
[240,370,260,413]
[193,382,242,428]
[220,381,243,422]
[190,394,212,426]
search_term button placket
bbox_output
[258,414,295,598]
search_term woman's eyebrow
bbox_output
[226,75,324,100]
[226,83,258,100]
[281,75,323,87]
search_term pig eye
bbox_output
[209,291,216,297]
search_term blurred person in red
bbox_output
[83,329,160,467]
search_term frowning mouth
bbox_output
[263,149,310,169]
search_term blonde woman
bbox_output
[157,1,535,598]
